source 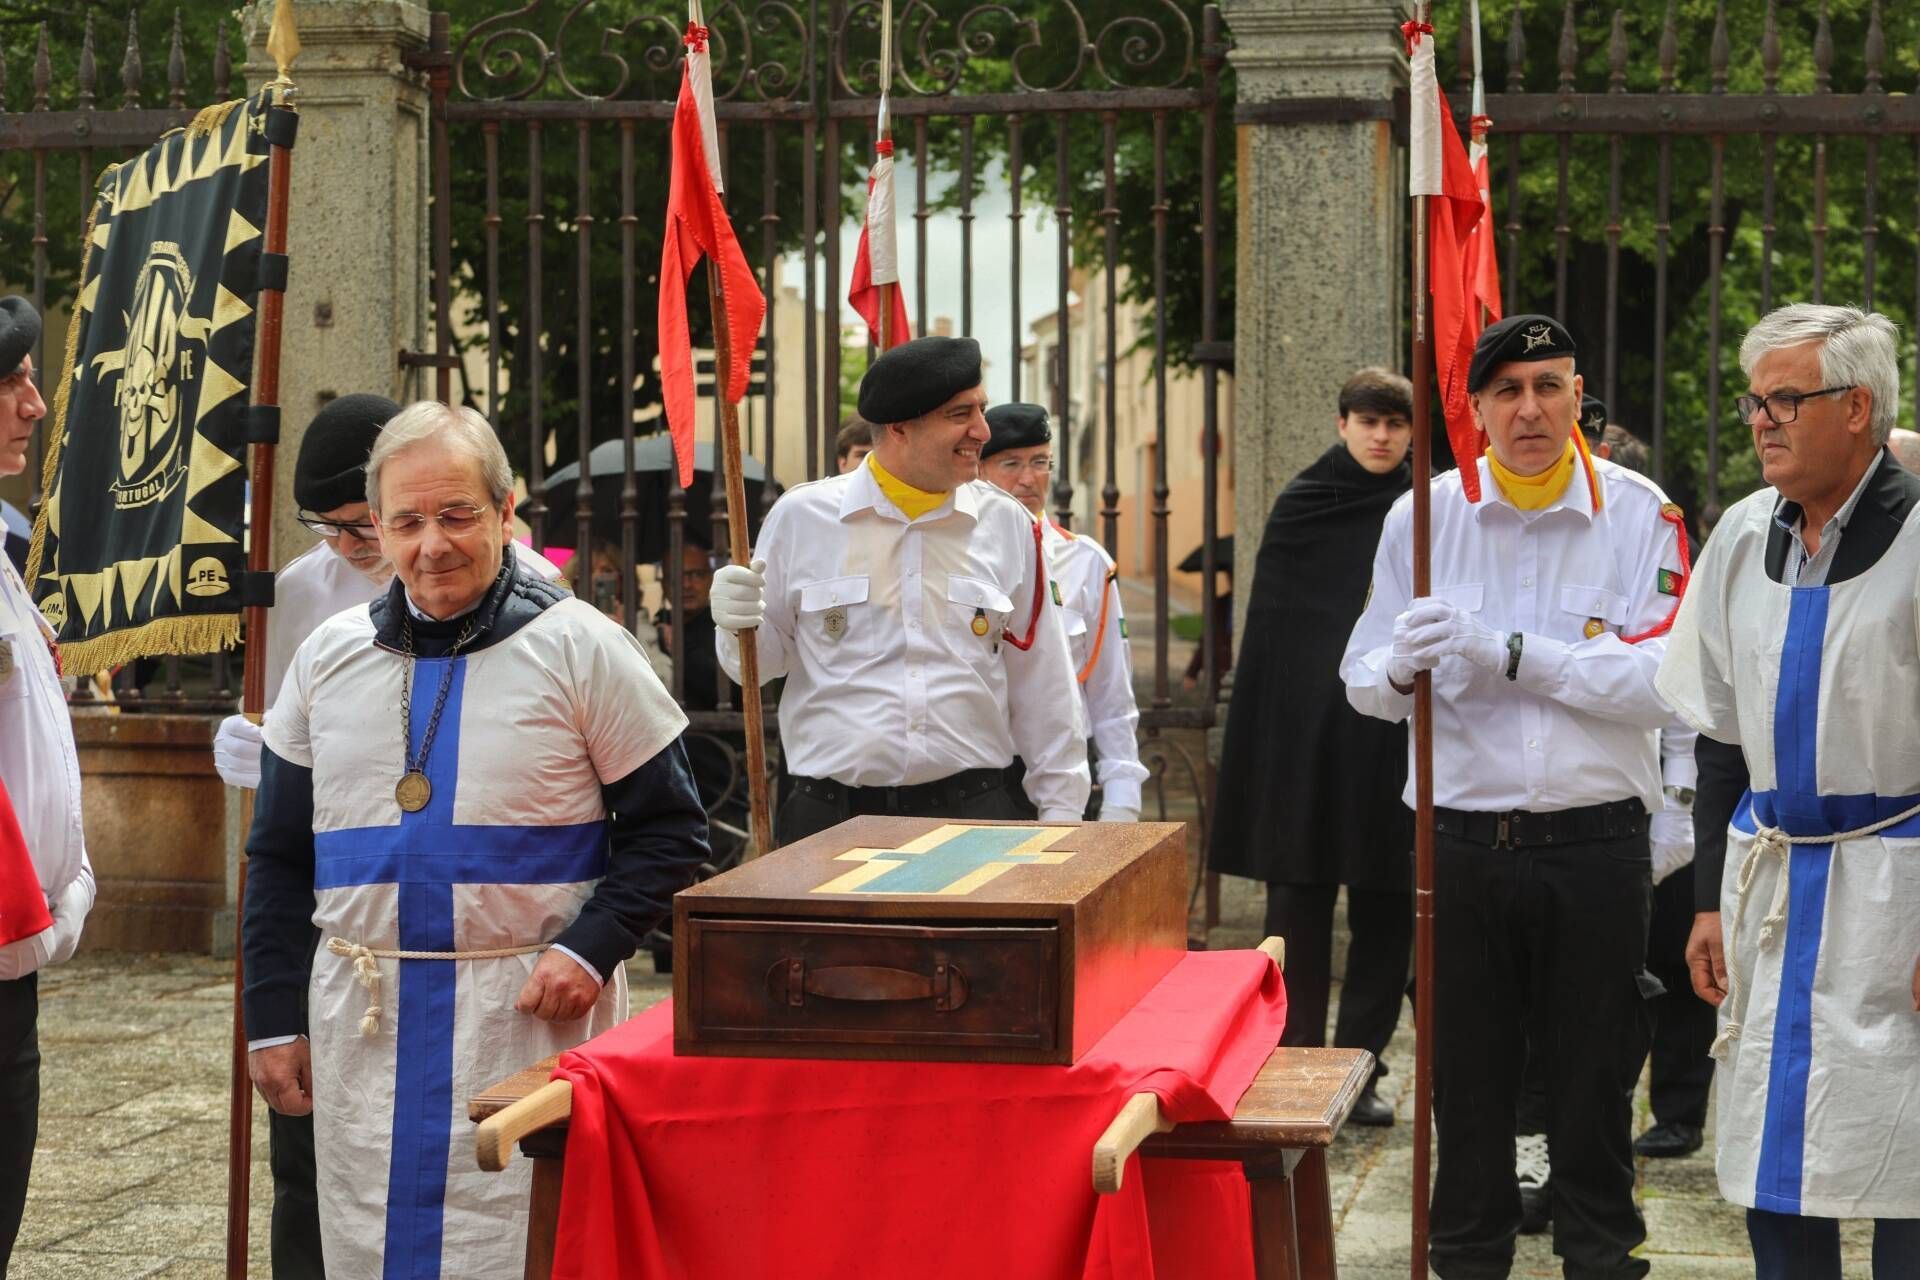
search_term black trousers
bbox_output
[1747,1209,1920,1280]
[0,974,37,1276]
[1431,830,1653,1280]
[270,1108,325,1279]
[776,768,1034,846]
[1515,861,1714,1137]
[1263,884,1411,1077]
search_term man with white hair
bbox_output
[241,402,711,1279]
[1660,303,1920,1276]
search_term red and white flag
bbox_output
[846,0,910,348]
[0,774,52,950]
[658,0,766,489]
[1465,0,1503,335]
[1409,16,1492,501]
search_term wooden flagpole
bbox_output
[227,6,300,1274]
[705,258,774,857]
[1409,2,1436,1273]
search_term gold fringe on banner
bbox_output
[55,614,242,681]
[23,187,106,595]
[185,98,243,139]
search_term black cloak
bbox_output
[1208,442,1413,888]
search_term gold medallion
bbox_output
[823,605,847,641]
[970,607,990,637]
[395,770,432,813]
[1583,617,1605,639]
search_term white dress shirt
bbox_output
[717,465,1091,820]
[1044,521,1147,814]
[0,555,94,980]
[1342,455,1685,814]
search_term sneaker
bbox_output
[1515,1132,1551,1235]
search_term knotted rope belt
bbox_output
[1712,797,1920,1061]
[326,937,548,1036]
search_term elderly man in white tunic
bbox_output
[242,402,711,1280]
[1657,303,1920,1277]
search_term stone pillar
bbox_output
[241,0,432,570]
[1218,0,1409,642]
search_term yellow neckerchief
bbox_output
[866,452,949,520]
[1485,430,1604,513]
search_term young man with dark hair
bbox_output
[835,413,876,474]
[1210,365,1415,1127]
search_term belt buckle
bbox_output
[1494,813,1512,848]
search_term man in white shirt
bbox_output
[0,295,96,1273]
[1342,314,1687,1280]
[978,402,1145,824]
[711,336,1089,844]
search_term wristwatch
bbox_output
[1504,631,1524,682]
[1664,784,1696,808]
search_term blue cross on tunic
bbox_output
[312,655,608,1280]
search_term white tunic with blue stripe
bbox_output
[265,595,687,1278]
[1658,484,1920,1218]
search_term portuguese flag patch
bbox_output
[1657,568,1682,596]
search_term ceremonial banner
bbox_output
[26,89,291,673]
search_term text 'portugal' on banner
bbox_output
[25,89,293,674]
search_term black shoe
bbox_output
[1515,1132,1551,1235]
[1348,1083,1394,1127]
[1633,1121,1704,1159]
[1518,1181,1552,1235]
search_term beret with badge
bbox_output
[0,296,42,376]
[296,393,400,513]
[1579,394,1608,443]
[856,335,983,425]
[1466,313,1577,394]
[981,403,1051,461]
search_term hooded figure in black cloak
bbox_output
[1208,366,1415,1126]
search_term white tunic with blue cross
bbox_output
[264,595,687,1279]
[1658,482,1920,1219]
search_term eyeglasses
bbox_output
[380,504,494,538]
[298,512,380,540]
[988,455,1054,475]
[1736,385,1856,426]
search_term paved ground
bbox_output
[11,876,1874,1276]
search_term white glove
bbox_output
[42,873,90,967]
[214,714,265,790]
[710,559,767,633]
[1649,806,1694,885]
[1651,840,1692,885]
[1098,805,1140,823]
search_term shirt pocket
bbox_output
[1558,584,1631,641]
[946,574,1015,666]
[795,574,874,657]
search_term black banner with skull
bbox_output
[26,89,290,673]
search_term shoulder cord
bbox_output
[1076,568,1119,685]
[1000,516,1047,652]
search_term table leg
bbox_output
[1291,1147,1337,1278]
[524,1153,564,1280]
[1246,1159,1302,1280]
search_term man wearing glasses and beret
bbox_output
[1343,314,1688,1279]
[1660,303,1920,1278]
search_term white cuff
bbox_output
[248,1034,305,1053]
[1037,809,1084,823]
[550,944,605,988]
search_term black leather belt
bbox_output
[1432,798,1648,849]
[792,766,1015,815]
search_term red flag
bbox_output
[0,774,53,950]
[1467,123,1503,331]
[1410,24,1491,501]
[848,142,911,348]
[657,8,766,490]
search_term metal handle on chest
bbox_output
[768,957,970,1012]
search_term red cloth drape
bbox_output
[551,950,1286,1279]
[1426,80,1491,500]
[0,775,51,949]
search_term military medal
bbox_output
[395,771,431,812]
[824,605,847,640]
[396,611,477,815]
[1583,617,1605,639]
[971,607,990,637]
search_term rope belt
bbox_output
[326,937,547,1037]
[1712,797,1920,1061]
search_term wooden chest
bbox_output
[672,818,1188,1064]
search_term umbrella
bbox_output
[1178,534,1233,575]
[536,436,769,563]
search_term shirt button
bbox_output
[1527,738,1539,749]
[909,669,921,679]
[1522,577,1532,587]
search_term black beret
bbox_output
[0,296,41,375]
[1466,313,1577,393]
[982,403,1051,460]
[295,393,399,513]
[1579,394,1608,441]
[857,336,983,425]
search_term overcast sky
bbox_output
[779,156,1071,404]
